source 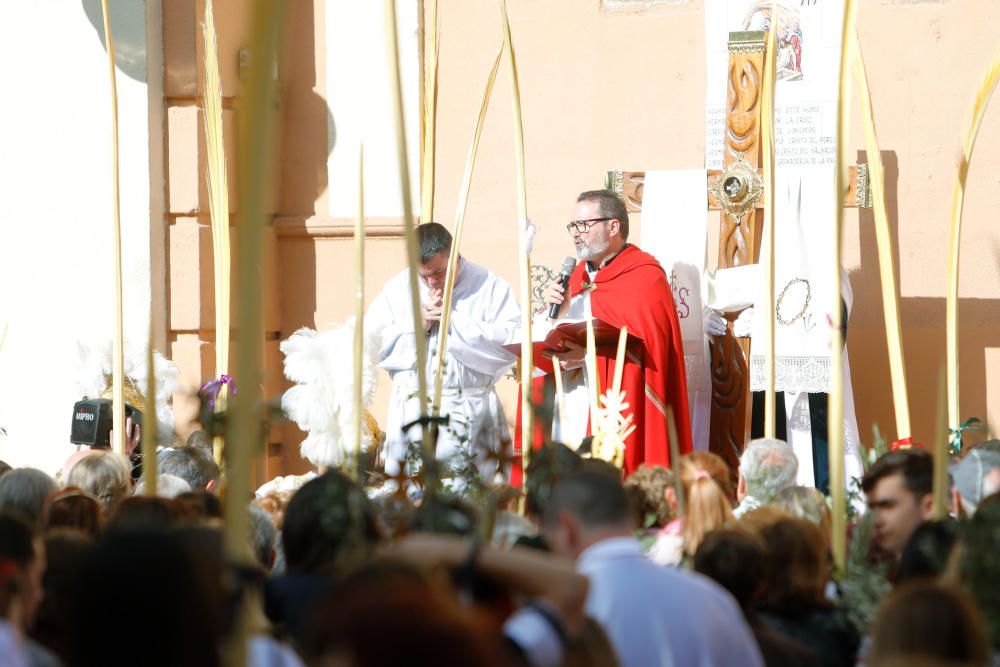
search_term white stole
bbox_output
[640,169,711,451]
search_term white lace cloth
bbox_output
[750,355,831,394]
[746,167,840,393]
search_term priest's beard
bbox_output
[575,234,609,261]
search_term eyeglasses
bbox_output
[566,217,612,234]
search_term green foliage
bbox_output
[950,417,984,455]
[845,476,865,523]
[958,500,1000,650]
[865,423,890,471]
[384,416,511,543]
[838,512,891,637]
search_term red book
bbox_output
[503,318,623,367]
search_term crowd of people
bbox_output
[1,430,999,666]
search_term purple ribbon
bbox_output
[200,374,238,409]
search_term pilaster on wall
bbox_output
[162,0,281,482]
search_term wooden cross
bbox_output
[484,435,517,480]
[606,31,872,471]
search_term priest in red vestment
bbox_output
[513,189,693,484]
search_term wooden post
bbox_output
[710,31,767,471]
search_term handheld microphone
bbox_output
[548,256,577,319]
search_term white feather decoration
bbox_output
[75,338,179,445]
[280,318,381,468]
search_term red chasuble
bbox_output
[512,245,693,484]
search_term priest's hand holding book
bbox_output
[504,318,620,372]
[556,340,586,371]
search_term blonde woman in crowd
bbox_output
[649,452,734,566]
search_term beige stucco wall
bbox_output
[425,0,1000,453]
[162,0,1000,479]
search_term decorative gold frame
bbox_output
[709,152,765,223]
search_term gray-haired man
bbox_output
[735,438,799,517]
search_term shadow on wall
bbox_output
[271,0,338,479]
[849,150,1000,449]
[274,0,337,330]
[81,0,148,83]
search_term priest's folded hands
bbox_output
[420,288,443,332]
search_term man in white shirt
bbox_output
[542,468,765,667]
[366,222,520,481]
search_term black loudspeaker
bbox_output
[70,399,143,447]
